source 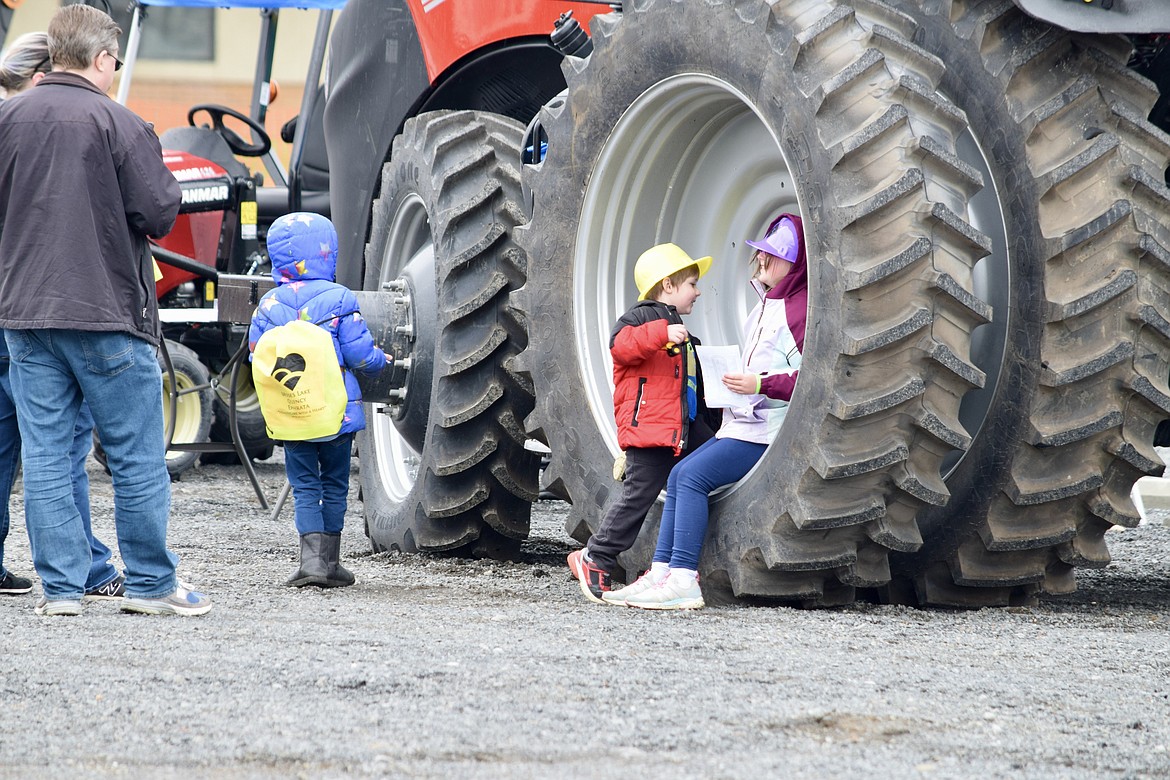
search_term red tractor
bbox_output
[316,0,1170,608]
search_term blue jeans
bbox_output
[653,436,767,571]
[4,329,177,600]
[70,403,121,591]
[0,359,117,587]
[283,433,354,535]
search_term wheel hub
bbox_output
[353,277,415,417]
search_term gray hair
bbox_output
[0,32,51,97]
[47,4,121,72]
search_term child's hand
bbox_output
[666,323,688,346]
[722,373,760,395]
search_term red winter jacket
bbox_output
[610,300,706,455]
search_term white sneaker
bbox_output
[34,597,83,617]
[603,568,668,606]
[622,570,704,610]
[121,584,212,616]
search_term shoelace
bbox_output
[619,574,665,598]
[648,576,678,592]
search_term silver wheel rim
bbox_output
[571,73,1010,486]
[369,193,429,502]
[948,127,1011,477]
[574,74,794,460]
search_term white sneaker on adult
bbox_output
[34,597,83,617]
[121,584,212,616]
[622,570,704,610]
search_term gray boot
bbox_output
[320,533,356,588]
[286,533,332,588]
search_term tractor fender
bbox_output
[325,0,598,288]
[324,0,429,289]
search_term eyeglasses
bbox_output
[33,55,51,75]
[104,50,123,72]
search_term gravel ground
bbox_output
[2,450,1169,780]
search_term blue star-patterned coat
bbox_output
[248,212,387,435]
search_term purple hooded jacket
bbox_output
[716,212,807,445]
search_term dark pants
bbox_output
[283,433,354,535]
[586,419,713,572]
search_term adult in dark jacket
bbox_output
[0,5,206,617]
[0,30,126,603]
[567,243,718,602]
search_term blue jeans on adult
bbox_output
[70,403,122,591]
[283,433,354,535]
[4,329,177,600]
[653,436,767,571]
[1,358,117,587]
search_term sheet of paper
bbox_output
[695,345,744,408]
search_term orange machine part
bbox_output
[406,0,608,84]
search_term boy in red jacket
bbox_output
[567,243,717,603]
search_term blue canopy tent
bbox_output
[119,0,347,199]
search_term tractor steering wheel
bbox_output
[187,104,272,157]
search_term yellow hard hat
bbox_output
[634,243,713,301]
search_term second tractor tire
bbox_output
[357,110,540,559]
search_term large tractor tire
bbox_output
[877,1,1170,606]
[356,110,540,559]
[516,0,991,604]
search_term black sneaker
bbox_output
[83,574,126,602]
[566,549,612,605]
[0,571,33,595]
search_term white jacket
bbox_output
[716,279,802,445]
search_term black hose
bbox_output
[151,244,218,282]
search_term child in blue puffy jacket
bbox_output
[248,212,388,588]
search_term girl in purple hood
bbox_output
[604,213,807,610]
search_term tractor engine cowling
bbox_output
[156,150,236,302]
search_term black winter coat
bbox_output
[0,73,181,345]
